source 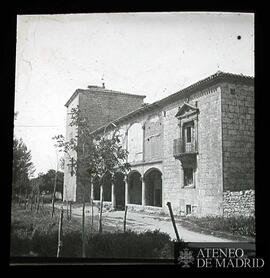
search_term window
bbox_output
[186,126,191,143]
[230,88,236,95]
[144,119,162,161]
[183,168,193,187]
[186,205,192,215]
[182,122,194,145]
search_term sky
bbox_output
[14,12,254,177]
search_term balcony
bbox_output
[173,138,197,167]
[173,138,198,156]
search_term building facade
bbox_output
[63,72,254,217]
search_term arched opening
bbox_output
[102,172,112,202]
[113,172,125,210]
[93,175,100,201]
[144,169,162,207]
[128,171,142,205]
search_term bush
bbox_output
[187,215,255,237]
[85,230,174,258]
[11,229,174,258]
[10,207,175,258]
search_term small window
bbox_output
[184,168,193,187]
[186,205,192,215]
[230,88,236,95]
[186,126,191,143]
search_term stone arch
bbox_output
[113,172,125,209]
[127,170,142,205]
[102,172,112,202]
[93,175,100,201]
[143,168,162,207]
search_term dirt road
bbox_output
[58,203,235,242]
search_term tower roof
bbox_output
[65,86,146,107]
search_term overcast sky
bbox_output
[14,12,254,177]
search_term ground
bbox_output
[55,202,255,242]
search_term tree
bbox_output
[53,106,130,257]
[12,137,35,196]
[30,170,64,195]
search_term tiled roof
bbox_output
[89,71,254,135]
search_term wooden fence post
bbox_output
[24,191,28,210]
[18,187,22,207]
[56,207,64,258]
[89,178,94,235]
[34,195,37,211]
[69,202,72,220]
[166,202,180,242]
[66,201,69,220]
[41,195,44,210]
[91,199,94,235]
[82,184,86,258]
[36,194,40,213]
[98,193,103,234]
[123,205,128,232]
[51,170,58,218]
[30,194,33,212]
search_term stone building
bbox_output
[63,71,254,217]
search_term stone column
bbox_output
[142,124,145,162]
[141,176,146,206]
[124,175,129,206]
[161,173,164,208]
[90,177,94,202]
[111,180,116,209]
[100,184,103,203]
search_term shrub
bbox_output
[11,229,174,258]
[84,230,174,259]
[187,215,255,237]
[10,207,176,258]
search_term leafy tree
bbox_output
[53,106,130,257]
[30,170,64,195]
[54,107,130,177]
[12,137,35,196]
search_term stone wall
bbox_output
[127,122,144,163]
[63,94,78,202]
[144,114,163,162]
[63,87,145,203]
[162,85,223,216]
[221,82,254,191]
[114,84,224,216]
[64,78,255,215]
[223,190,255,217]
[79,89,145,132]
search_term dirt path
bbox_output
[56,203,235,242]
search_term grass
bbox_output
[10,204,176,258]
[181,215,255,239]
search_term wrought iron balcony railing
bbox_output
[173,138,197,157]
